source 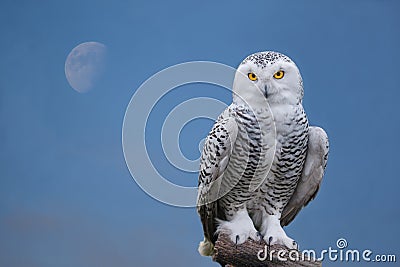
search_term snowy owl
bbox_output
[196,51,329,256]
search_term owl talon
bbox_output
[292,240,299,250]
[217,210,259,245]
[267,236,273,254]
[257,231,263,243]
[262,214,298,250]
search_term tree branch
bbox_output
[212,233,321,267]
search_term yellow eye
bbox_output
[248,72,258,81]
[273,70,285,79]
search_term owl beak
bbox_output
[264,85,268,98]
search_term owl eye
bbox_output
[248,72,258,81]
[273,70,285,79]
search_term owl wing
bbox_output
[280,126,329,226]
[197,113,238,244]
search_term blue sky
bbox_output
[0,1,399,266]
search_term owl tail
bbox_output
[198,238,215,256]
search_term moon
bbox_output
[65,42,107,93]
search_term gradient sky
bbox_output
[1,1,399,266]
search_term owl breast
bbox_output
[217,104,308,220]
[250,103,309,216]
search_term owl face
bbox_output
[233,51,303,107]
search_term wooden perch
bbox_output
[213,233,321,267]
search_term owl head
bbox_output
[233,51,303,107]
